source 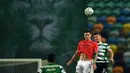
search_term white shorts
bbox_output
[76,60,93,73]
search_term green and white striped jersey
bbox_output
[37,62,66,73]
[96,42,111,63]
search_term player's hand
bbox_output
[67,61,72,66]
[110,58,114,64]
[92,63,97,70]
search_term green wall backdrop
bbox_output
[0,0,89,72]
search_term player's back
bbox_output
[38,62,65,73]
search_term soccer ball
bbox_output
[84,7,94,16]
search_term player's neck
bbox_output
[85,39,91,41]
[97,41,102,43]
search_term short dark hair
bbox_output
[84,30,92,34]
[48,53,55,62]
[93,32,101,36]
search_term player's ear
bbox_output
[84,33,86,38]
[90,34,92,37]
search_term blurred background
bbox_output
[0,0,129,73]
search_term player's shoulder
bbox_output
[42,64,48,68]
[52,64,63,69]
[42,63,60,68]
[40,66,44,68]
[56,64,62,67]
[102,42,109,46]
[91,41,97,44]
[79,40,85,42]
[58,65,63,68]
[78,40,85,43]
[42,63,53,67]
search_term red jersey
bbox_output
[77,40,98,59]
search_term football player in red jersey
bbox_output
[67,31,98,73]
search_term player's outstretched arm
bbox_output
[107,45,114,63]
[92,42,98,70]
[93,42,98,63]
[93,52,98,63]
[108,49,114,63]
[67,50,78,66]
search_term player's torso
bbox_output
[42,63,62,73]
[80,52,91,60]
[79,40,95,60]
[80,40,94,50]
[97,42,109,63]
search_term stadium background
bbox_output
[0,0,129,73]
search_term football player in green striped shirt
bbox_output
[37,53,66,73]
[93,32,114,73]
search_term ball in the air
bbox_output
[84,7,94,16]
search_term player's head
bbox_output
[48,53,55,62]
[93,32,102,42]
[84,30,92,40]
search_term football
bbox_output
[84,7,94,16]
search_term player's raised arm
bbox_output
[92,42,98,70]
[93,42,98,64]
[108,45,114,63]
[66,49,78,66]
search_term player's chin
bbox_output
[94,39,98,42]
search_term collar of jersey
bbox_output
[98,42,103,44]
[84,40,92,42]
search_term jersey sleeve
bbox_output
[107,45,111,51]
[77,41,81,50]
[59,65,66,73]
[37,68,42,73]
